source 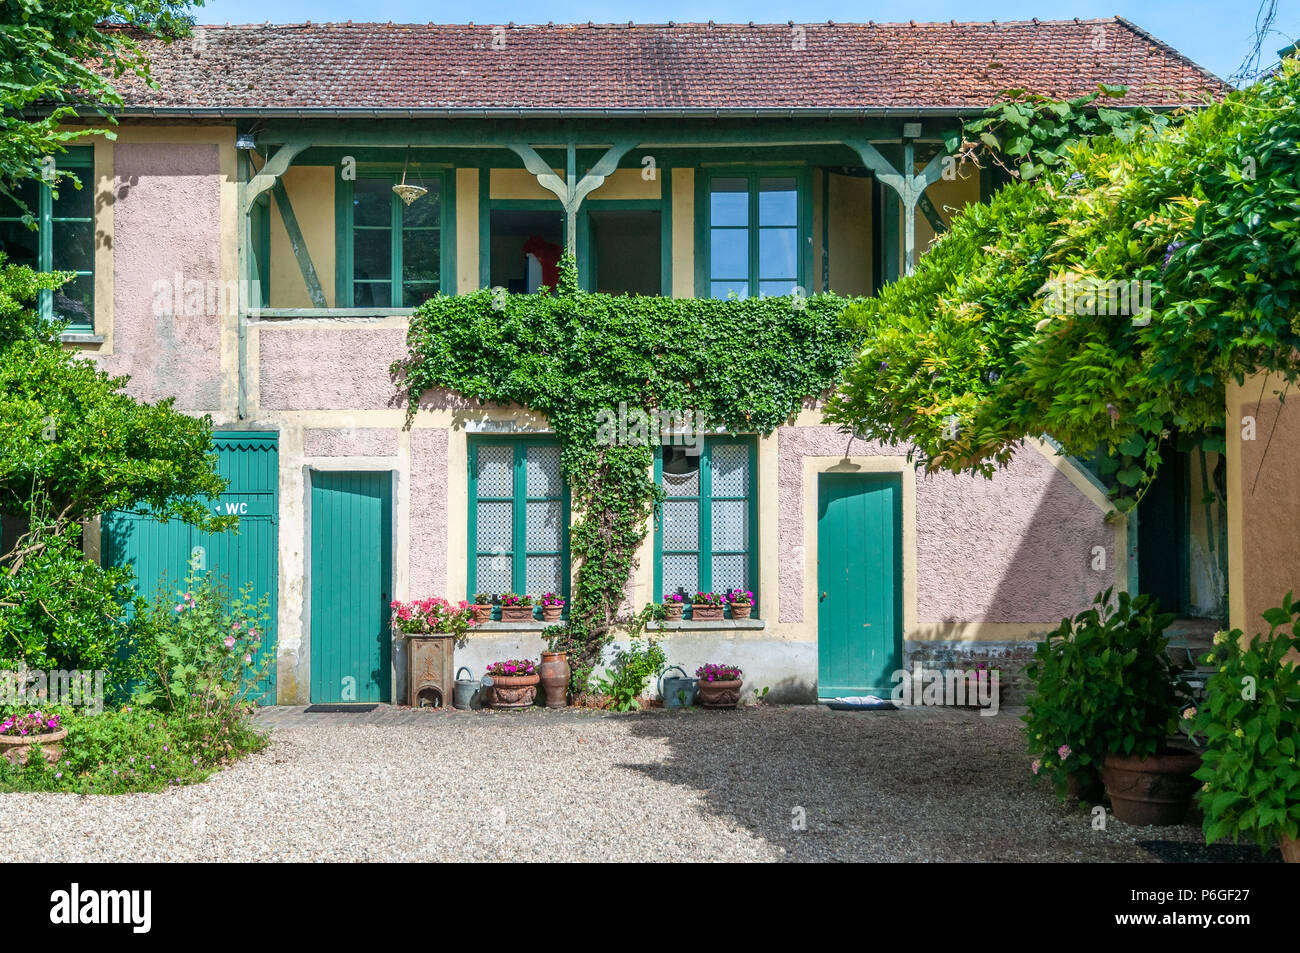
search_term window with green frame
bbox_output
[707,172,801,299]
[468,437,570,610]
[655,438,758,614]
[0,148,95,331]
[339,171,444,307]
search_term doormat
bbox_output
[304,704,379,714]
[822,696,897,711]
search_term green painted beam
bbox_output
[270,180,327,308]
[917,192,948,237]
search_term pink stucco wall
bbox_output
[97,143,224,410]
[302,427,398,457]
[258,327,406,410]
[408,428,449,597]
[777,426,1112,625]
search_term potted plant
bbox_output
[1025,588,1198,822]
[691,591,725,622]
[485,658,539,708]
[726,588,754,620]
[471,593,494,624]
[539,592,565,622]
[0,710,68,766]
[1192,593,1300,862]
[695,663,743,708]
[499,592,534,623]
[390,597,477,647]
[662,591,685,622]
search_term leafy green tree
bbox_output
[0,255,231,672]
[825,62,1300,504]
[0,0,200,210]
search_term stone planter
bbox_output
[663,603,683,621]
[541,605,563,622]
[539,651,570,707]
[697,678,742,709]
[691,604,723,622]
[0,728,68,766]
[729,601,752,620]
[500,605,534,623]
[488,673,540,709]
[471,604,493,624]
[1102,746,1202,825]
[405,633,457,708]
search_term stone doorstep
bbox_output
[472,619,766,632]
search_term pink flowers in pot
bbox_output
[485,659,537,677]
[692,591,725,607]
[539,592,565,608]
[695,663,742,682]
[663,592,685,604]
[0,711,61,737]
[726,589,753,605]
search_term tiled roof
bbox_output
[113,19,1226,113]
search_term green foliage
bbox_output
[827,63,1300,498]
[0,256,231,679]
[0,705,266,794]
[1024,589,1185,800]
[123,563,272,716]
[0,0,201,210]
[395,255,858,689]
[1193,594,1300,850]
[951,85,1170,181]
[594,634,668,712]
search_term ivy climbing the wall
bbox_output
[394,257,858,690]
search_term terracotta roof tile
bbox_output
[114,19,1226,112]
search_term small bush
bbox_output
[595,638,667,712]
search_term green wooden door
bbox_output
[309,471,393,703]
[102,431,279,702]
[817,472,902,696]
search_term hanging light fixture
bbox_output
[392,149,427,206]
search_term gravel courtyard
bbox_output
[0,705,1264,863]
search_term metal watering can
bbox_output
[659,665,697,708]
[454,667,481,710]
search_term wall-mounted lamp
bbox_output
[235,133,257,150]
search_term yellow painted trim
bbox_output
[447,428,469,602]
[800,455,918,643]
[1225,375,1249,632]
[91,136,115,353]
[671,168,694,298]
[757,430,780,626]
[456,168,479,292]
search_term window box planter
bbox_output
[471,604,493,624]
[691,604,723,621]
[500,605,535,623]
[663,603,683,621]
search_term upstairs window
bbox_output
[0,148,95,331]
[343,172,443,308]
[708,173,801,299]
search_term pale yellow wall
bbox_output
[491,169,562,200]
[914,157,980,254]
[587,168,660,200]
[269,165,335,308]
[827,172,872,296]
[671,168,694,298]
[456,168,479,292]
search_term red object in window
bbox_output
[522,234,563,290]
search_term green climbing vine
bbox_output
[394,257,858,689]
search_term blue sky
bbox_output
[194,0,1296,84]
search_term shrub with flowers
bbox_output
[500,593,533,607]
[726,589,753,606]
[696,663,742,682]
[390,596,476,646]
[692,591,724,607]
[485,659,537,678]
[540,592,565,608]
[0,710,61,737]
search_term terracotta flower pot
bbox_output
[663,603,683,621]
[729,601,752,620]
[1280,835,1300,863]
[1065,768,1105,804]
[697,678,742,709]
[500,605,534,623]
[472,604,493,624]
[489,673,540,708]
[692,604,723,621]
[541,605,563,622]
[539,651,570,707]
[0,728,68,766]
[1102,746,1202,826]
